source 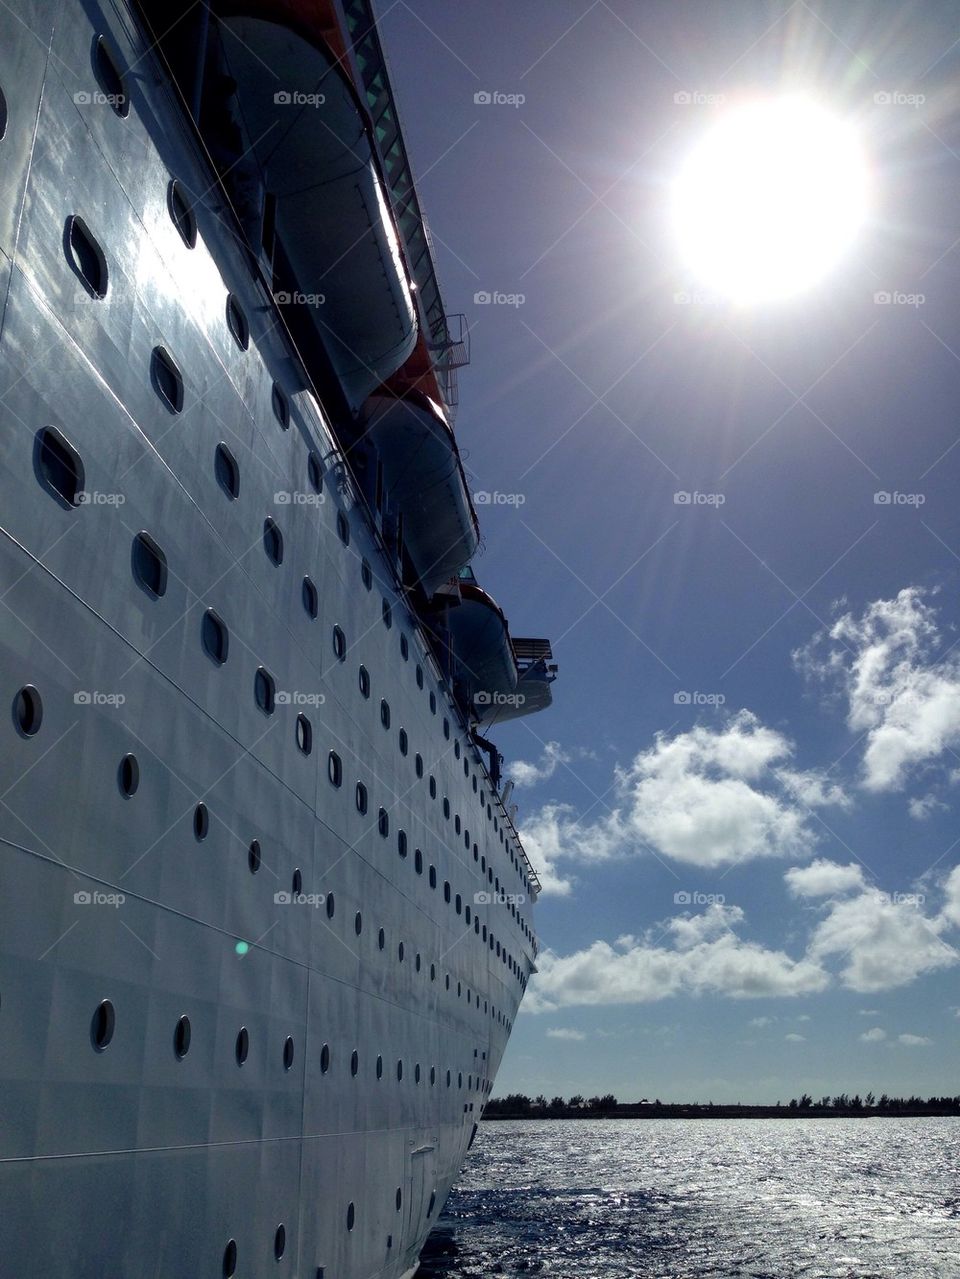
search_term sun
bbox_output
[671,96,869,304]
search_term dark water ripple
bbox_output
[416,1119,960,1279]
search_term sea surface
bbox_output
[416,1119,960,1279]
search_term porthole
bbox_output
[398,728,408,756]
[396,1059,403,1081]
[118,753,139,797]
[283,1036,294,1069]
[429,776,436,799]
[446,1069,451,1086]
[415,954,421,973]
[354,911,362,937]
[414,849,423,875]
[202,609,229,665]
[66,215,108,298]
[332,625,346,660]
[255,667,276,714]
[271,382,289,429]
[193,803,209,841]
[336,511,349,545]
[415,754,423,778]
[428,1191,436,1215]
[429,691,436,714]
[325,893,335,919]
[93,36,129,117]
[248,840,261,874]
[223,1240,238,1277]
[328,751,342,787]
[430,964,436,981]
[378,928,385,950]
[151,345,184,412]
[13,686,43,737]
[91,998,115,1050]
[346,1203,355,1231]
[0,85,7,141]
[226,293,249,350]
[428,866,436,889]
[415,1063,421,1083]
[443,798,450,819]
[274,1224,286,1261]
[430,1065,436,1084]
[415,664,423,689]
[174,1014,191,1058]
[132,531,168,598]
[397,830,407,858]
[358,666,370,698]
[398,942,404,962]
[454,740,461,759]
[35,427,84,507]
[263,517,283,565]
[400,634,409,660]
[376,1053,384,1079]
[168,179,197,246]
[296,713,312,755]
[292,868,302,896]
[307,451,323,492]
[382,598,392,629]
[455,815,461,834]
[361,559,372,590]
[320,1043,330,1073]
[215,443,240,499]
[377,808,389,837]
[380,699,390,729]
[302,576,319,619]
[396,1187,402,1211]
[355,782,368,814]
[351,1048,359,1075]
[443,717,450,740]
[455,894,462,915]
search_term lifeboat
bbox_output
[216,10,417,409]
[360,393,479,597]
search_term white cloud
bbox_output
[510,742,572,788]
[908,793,947,821]
[796,588,960,792]
[807,889,957,992]
[940,865,960,929]
[784,1032,805,1042]
[897,1033,932,1046]
[749,1016,774,1027]
[859,1009,879,1015]
[785,858,865,898]
[859,1026,887,1042]
[526,903,829,1012]
[518,803,576,896]
[545,1027,586,1041]
[795,1014,812,1022]
[519,711,846,880]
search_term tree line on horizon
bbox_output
[484,1091,960,1116]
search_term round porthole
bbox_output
[223,1239,238,1277]
[346,1202,355,1231]
[235,1026,249,1065]
[91,998,115,1051]
[283,1036,295,1070]
[273,1224,286,1261]
[13,685,43,737]
[320,1042,330,1073]
[193,803,209,841]
[118,753,139,797]
[248,840,261,874]
[174,1014,191,1058]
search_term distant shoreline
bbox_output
[483,1103,960,1120]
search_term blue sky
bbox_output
[380,0,960,1101]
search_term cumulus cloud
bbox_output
[897,1033,932,1046]
[908,793,948,821]
[784,1032,805,1042]
[795,587,960,792]
[545,1028,586,1041]
[749,1016,774,1027]
[510,742,573,788]
[860,1027,887,1042]
[785,858,865,898]
[519,711,845,887]
[525,903,829,1013]
[940,865,960,929]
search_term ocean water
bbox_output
[416,1118,960,1279]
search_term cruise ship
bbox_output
[0,1,556,1274]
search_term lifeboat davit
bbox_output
[218,12,417,409]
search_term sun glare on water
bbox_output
[671,96,869,304]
